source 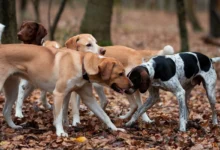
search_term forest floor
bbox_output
[1,3,220,150]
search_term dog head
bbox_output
[65,34,106,55]
[83,52,133,93]
[125,66,151,94]
[17,21,47,45]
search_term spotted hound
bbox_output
[125,52,220,131]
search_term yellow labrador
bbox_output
[0,44,132,136]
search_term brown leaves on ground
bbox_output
[1,3,220,149]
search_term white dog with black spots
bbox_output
[125,52,220,131]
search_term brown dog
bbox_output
[65,34,174,126]
[17,21,47,45]
[0,44,132,136]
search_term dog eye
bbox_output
[119,72,123,76]
[86,43,92,47]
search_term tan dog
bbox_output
[16,21,62,118]
[0,44,132,136]
[65,34,174,126]
[43,40,61,48]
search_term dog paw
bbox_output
[179,127,186,132]
[141,114,154,123]
[72,120,81,127]
[56,131,68,137]
[88,111,94,116]
[15,112,24,118]
[119,114,129,119]
[12,125,23,129]
[45,103,52,109]
[125,121,134,127]
[116,128,126,132]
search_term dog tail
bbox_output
[211,57,220,63]
[0,23,5,44]
[158,45,174,55]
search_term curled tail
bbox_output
[0,23,5,44]
[158,45,174,55]
[211,57,220,63]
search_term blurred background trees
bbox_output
[80,0,113,46]
[0,0,220,51]
[176,0,189,52]
[0,0,18,44]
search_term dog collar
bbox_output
[82,62,90,82]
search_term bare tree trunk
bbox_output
[115,0,122,25]
[201,0,220,46]
[80,0,113,46]
[176,0,189,52]
[186,0,203,32]
[49,0,67,40]
[32,0,41,22]
[209,0,220,37]
[0,0,18,44]
[19,0,28,25]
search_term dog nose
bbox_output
[17,32,22,39]
[100,48,106,55]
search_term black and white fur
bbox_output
[0,23,5,44]
[125,52,220,131]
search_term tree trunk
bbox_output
[80,0,113,46]
[0,0,18,44]
[186,0,203,32]
[19,0,28,25]
[32,0,41,22]
[49,0,67,40]
[209,0,220,37]
[176,0,189,52]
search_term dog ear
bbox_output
[20,21,27,30]
[139,71,150,93]
[65,36,79,50]
[98,60,115,81]
[36,24,47,45]
[83,53,100,75]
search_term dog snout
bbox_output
[100,47,106,55]
[129,80,133,87]
[17,32,23,40]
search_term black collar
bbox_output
[82,62,90,82]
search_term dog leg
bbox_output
[3,76,22,129]
[71,92,81,126]
[62,92,71,127]
[126,87,159,126]
[93,83,108,109]
[202,73,218,125]
[185,87,194,122]
[134,91,153,123]
[119,94,137,119]
[40,91,52,109]
[77,83,125,132]
[15,79,34,118]
[53,90,68,137]
[174,88,187,132]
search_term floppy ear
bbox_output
[83,53,100,75]
[65,36,78,50]
[139,71,150,93]
[19,21,27,30]
[98,60,115,81]
[36,24,47,45]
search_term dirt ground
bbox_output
[1,2,220,149]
